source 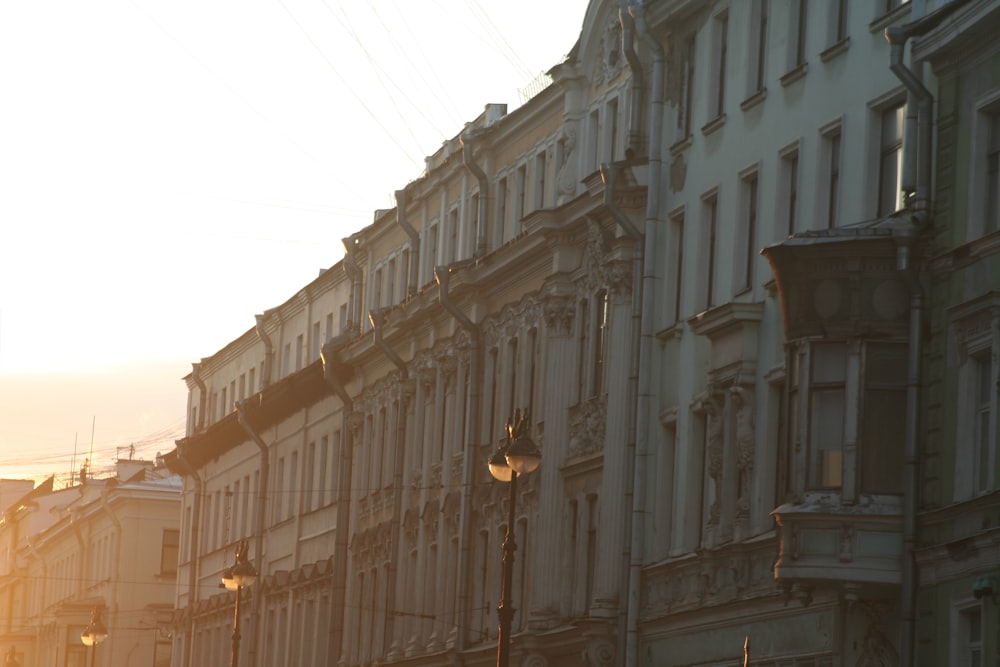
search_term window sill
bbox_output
[656,321,685,341]
[820,37,850,63]
[669,134,693,156]
[701,113,726,136]
[740,88,767,112]
[869,3,911,34]
[779,63,808,87]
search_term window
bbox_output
[467,194,480,257]
[386,258,396,305]
[860,343,906,493]
[877,103,905,216]
[791,340,908,495]
[735,169,759,293]
[701,191,719,310]
[446,210,459,264]
[495,178,508,246]
[160,529,180,575]
[311,322,320,362]
[592,291,609,397]
[282,343,291,378]
[953,603,983,667]
[779,144,800,237]
[248,368,256,396]
[676,35,695,139]
[809,342,846,489]
[606,97,619,161]
[326,313,334,342]
[515,165,527,224]
[426,223,439,283]
[973,352,992,494]
[987,113,1000,233]
[711,12,729,120]
[588,108,601,172]
[829,0,848,47]
[949,291,1000,499]
[787,0,807,71]
[971,104,1000,238]
[220,387,227,420]
[534,152,546,210]
[747,0,769,96]
[339,304,348,333]
[821,122,843,228]
[295,334,304,371]
[666,208,685,325]
[319,435,329,506]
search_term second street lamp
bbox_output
[80,606,108,667]
[488,410,541,667]
[223,539,258,667]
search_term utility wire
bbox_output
[275,0,423,173]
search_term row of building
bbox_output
[3,0,1000,665]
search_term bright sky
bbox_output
[0,0,586,483]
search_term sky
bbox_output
[0,0,587,484]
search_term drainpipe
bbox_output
[255,315,274,390]
[434,262,481,651]
[174,445,203,667]
[396,190,420,299]
[99,488,122,660]
[460,132,490,257]
[191,363,207,432]
[886,10,950,666]
[321,340,355,665]
[343,236,364,335]
[237,402,272,667]
[600,160,643,667]
[624,5,665,667]
[370,308,409,656]
[619,5,642,158]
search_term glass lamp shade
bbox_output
[505,436,541,475]
[80,626,108,647]
[221,566,237,591]
[232,559,258,588]
[488,447,513,482]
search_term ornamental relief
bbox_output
[542,294,576,337]
[482,294,544,348]
[641,544,776,619]
[580,218,633,297]
[591,18,624,85]
[568,397,607,459]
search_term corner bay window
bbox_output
[791,340,906,496]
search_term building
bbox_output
[906,1,1000,664]
[0,459,180,667]
[166,1,1000,666]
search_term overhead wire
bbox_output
[320,0,440,154]
[274,0,423,173]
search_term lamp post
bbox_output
[487,410,541,667]
[222,539,258,667]
[80,606,108,667]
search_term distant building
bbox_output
[0,460,180,667]
[166,1,1000,666]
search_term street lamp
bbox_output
[223,539,258,667]
[487,409,541,667]
[80,606,108,667]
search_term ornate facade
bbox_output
[166,1,1000,666]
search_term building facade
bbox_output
[166,1,1000,666]
[0,460,180,667]
[908,2,1000,665]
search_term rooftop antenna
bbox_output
[88,416,95,471]
[70,433,78,486]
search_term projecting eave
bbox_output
[165,359,334,474]
[761,214,922,341]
